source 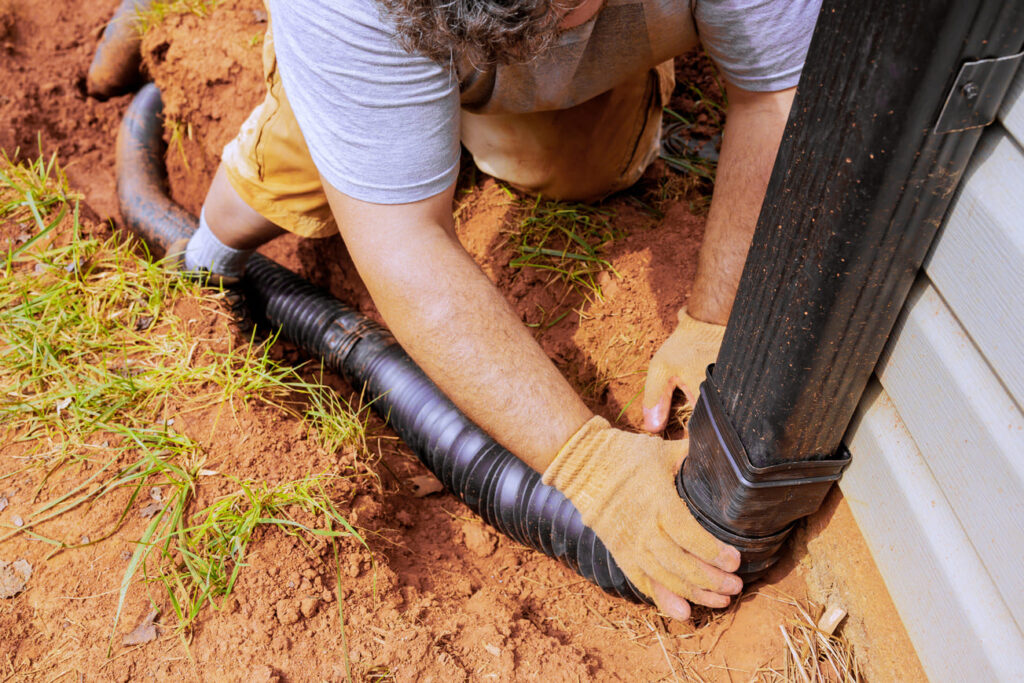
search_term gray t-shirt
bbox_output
[267,0,820,205]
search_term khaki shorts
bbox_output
[222,21,678,239]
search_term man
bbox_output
[173,0,819,621]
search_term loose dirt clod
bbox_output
[300,597,318,619]
[0,559,32,598]
[276,599,301,625]
[462,522,498,558]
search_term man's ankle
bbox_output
[183,207,254,279]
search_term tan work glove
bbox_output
[543,416,742,620]
[643,308,725,433]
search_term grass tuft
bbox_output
[507,194,622,300]
[134,472,367,632]
[1,150,375,646]
[135,0,222,34]
[302,377,374,456]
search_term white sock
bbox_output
[184,208,254,277]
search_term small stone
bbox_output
[80,535,90,544]
[484,643,501,657]
[122,609,159,646]
[408,474,444,497]
[0,496,7,512]
[321,589,335,603]
[275,599,301,625]
[139,503,162,519]
[817,604,847,635]
[0,559,32,598]
[300,597,318,619]
[11,515,23,528]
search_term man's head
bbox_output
[379,0,588,68]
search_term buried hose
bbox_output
[88,0,156,100]
[117,84,647,604]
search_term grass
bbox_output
[660,107,718,182]
[0,151,376,648]
[0,145,77,275]
[132,472,368,633]
[135,0,222,34]
[165,118,194,170]
[780,600,860,683]
[303,378,374,455]
[506,193,622,300]
[657,71,729,203]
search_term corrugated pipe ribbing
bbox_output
[117,84,647,604]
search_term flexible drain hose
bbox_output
[88,0,156,100]
[117,84,646,604]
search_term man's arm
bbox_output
[324,179,741,620]
[689,83,796,324]
[324,180,592,471]
[643,83,795,432]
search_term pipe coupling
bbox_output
[677,366,850,577]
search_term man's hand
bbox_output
[543,416,742,620]
[643,85,796,434]
[642,308,725,433]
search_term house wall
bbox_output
[839,64,1024,680]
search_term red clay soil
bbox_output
[0,1,896,680]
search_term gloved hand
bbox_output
[643,308,725,433]
[543,416,742,620]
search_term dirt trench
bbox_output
[0,0,886,680]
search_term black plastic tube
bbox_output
[88,0,156,100]
[117,83,646,604]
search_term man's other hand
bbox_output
[642,308,725,433]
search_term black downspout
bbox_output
[678,0,1024,576]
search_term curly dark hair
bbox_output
[378,0,583,68]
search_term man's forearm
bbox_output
[325,183,593,472]
[688,85,796,325]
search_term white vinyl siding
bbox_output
[841,64,1024,680]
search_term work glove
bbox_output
[543,416,742,620]
[643,308,725,433]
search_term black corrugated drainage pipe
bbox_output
[117,83,647,605]
[88,0,156,100]
[678,0,1024,577]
